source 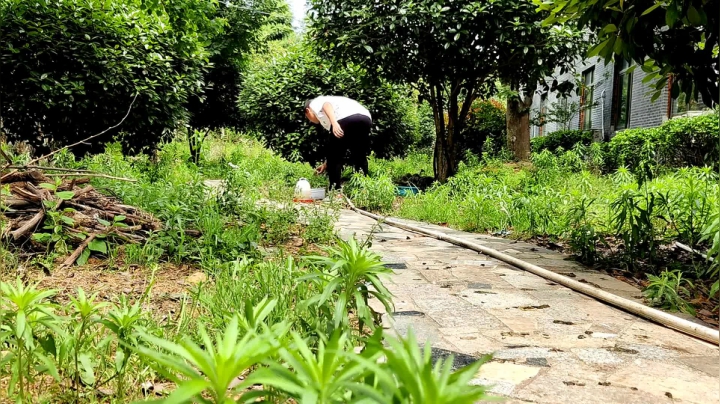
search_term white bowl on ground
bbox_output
[311,188,325,200]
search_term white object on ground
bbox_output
[294,178,312,200]
[311,188,325,200]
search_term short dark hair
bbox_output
[304,99,313,110]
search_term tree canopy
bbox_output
[308,0,586,176]
[536,0,719,107]
[309,0,508,181]
[0,0,207,154]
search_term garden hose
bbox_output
[342,195,720,345]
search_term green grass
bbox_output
[0,132,490,403]
[359,148,720,315]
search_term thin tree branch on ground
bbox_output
[46,173,137,182]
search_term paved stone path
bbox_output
[336,209,720,404]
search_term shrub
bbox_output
[458,99,506,158]
[344,173,396,212]
[605,111,719,174]
[531,130,593,153]
[0,0,207,154]
[237,40,423,165]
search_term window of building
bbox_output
[579,67,595,130]
[614,59,633,130]
[671,80,708,117]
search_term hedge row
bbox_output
[531,130,593,153]
[605,111,719,172]
[532,111,719,174]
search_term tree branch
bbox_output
[26,93,138,166]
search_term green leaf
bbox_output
[77,249,91,266]
[364,45,373,53]
[32,233,52,243]
[88,240,107,254]
[113,215,126,222]
[163,378,208,403]
[602,24,617,34]
[687,5,701,26]
[39,334,57,357]
[56,191,75,200]
[78,353,96,385]
[587,38,610,58]
[641,2,662,16]
[97,218,111,226]
[115,349,125,372]
[60,215,75,225]
[36,352,61,382]
[39,183,57,191]
[665,3,680,27]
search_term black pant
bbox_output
[327,114,371,190]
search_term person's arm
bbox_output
[322,102,344,138]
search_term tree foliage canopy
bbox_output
[536,0,719,106]
[0,0,290,155]
[0,0,208,153]
[308,0,587,174]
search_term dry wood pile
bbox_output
[1,169,161,267]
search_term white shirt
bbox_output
[308,96,371,131]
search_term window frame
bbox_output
[580,67,595,130]
[614,59,633,130]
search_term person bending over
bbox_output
[304,96,372,190]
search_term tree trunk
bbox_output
[433,131,456,182]
[506,94,533,161]
[430,85,457,183]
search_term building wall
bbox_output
[623,68,670,130]
[529,57,670,140]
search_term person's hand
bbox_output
[315,162,327,174]
[332,124,344,138]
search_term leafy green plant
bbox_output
[248,330,377,403]
[605,112,719,174]
[458,99,507,159]
[611,188,660,265]
[64,288,108,397]
[302,204,340,245]
[531,129,593,153]
[567,198,603,264]
[99,294,148,399]
[0,279,63,402]
[304,237,394,333]
[643,270,696,315]
[700,213,720,302]
[344,172,396,212]
[359,330,490,404]
[0,0,207,154]
[262,206,299,245]
[135,299,288,403]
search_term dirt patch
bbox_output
[24,262,196,315]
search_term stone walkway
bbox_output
[336,209,720,404]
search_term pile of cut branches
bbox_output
[1,169,161,267]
